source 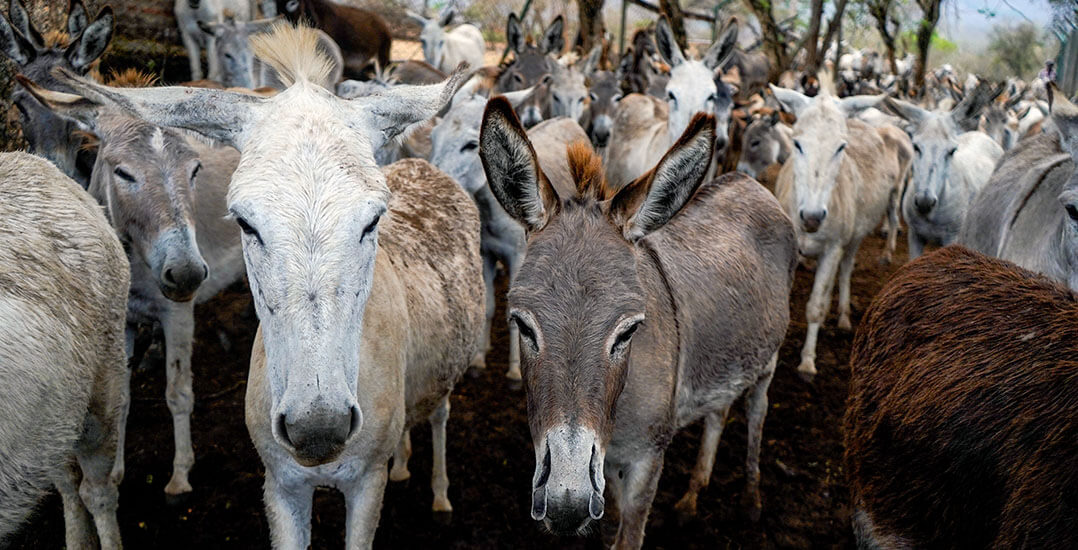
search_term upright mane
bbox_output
[106,68,158,88]
[566,140,610,200]
[250,23,333,88]
[817,67,837,97]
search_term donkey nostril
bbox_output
[276,414,293,448]
[201,263,209,280]
[1067,204,1078,222]
[163,268,176,285]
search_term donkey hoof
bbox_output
[878,254,892,266]
[432,498,453,524]
[389,466,411,482]
[164,488,193,508]
[465,366,484,379]
[742,492,762,522]
[796,360,817,383]
[838,315,852,331]
[673,494,698,526]
[507,377,523,391]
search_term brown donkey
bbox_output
[846,245,1078,548]
[479,99,796,548]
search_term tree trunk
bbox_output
[743,0,789,81]
[914,0,942,96]
[803,0,824,71]
[868,0,900,74]
[819,0,849,72]
[575,0,606,54]
[660,0,688,51]
[1061,27,1078,96]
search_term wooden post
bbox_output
[620,0,629,55]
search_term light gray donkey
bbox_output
[20,72,246,499]
[881,83,1004,258]
[174,0,254,81]
[0,0,113,186]
[480,101,796,548]
[407,7,484,74]
[0,152,129,549]
[39,25,484,548]
[430,81,589,383]
[960,84,1078,291]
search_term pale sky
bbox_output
[946,0,1055,46]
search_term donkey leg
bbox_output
[907,231,926,260]
[611,452,665,550]
[837,236,865,331]
[205,36,221,82]
[389,429,412,482]
[799,246,842,381]
[180,30,203,81]
[469,254,497,374]
[162,304,196,497]
[54,460,94,550]
[881,187,901,264]
[429,394,453,515]
[264,470,315,550]
[343,467,389,549]
[743,352,777,522]
[673,407,730,522]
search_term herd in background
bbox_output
[0,0,1075,548]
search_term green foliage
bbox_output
[899,28,955,52]
[988,21,1047,78]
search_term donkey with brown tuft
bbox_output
[846,245,1078,548]
[480,100,796,548]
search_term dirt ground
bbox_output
[12,217,910,549]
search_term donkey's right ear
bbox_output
[15,74,100,132]
[506,13,525,54]
[654,17,685,68]
[9,0,42,49]
[479,96,560,231]
[66,6,113,73]
[67,0,90,38]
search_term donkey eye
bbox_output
[361,214,381,240]
[708,93,718,103]
[113,167,136,183]
[511,314,539,353]
[835,142,847,156]
[610,320,642,358]
[946,147,957,157]
[913,144,922,155]
[513,73,525,84]
[666,91,676,103]
[750,140,761,148]
[794,140,803,154]
[235,216,262,245]
[589,92,598,102]
[461,141,478,152]
[552,94,562,104]
[190,162,202,182]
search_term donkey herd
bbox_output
[0,0,1075,548]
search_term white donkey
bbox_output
[175,0,254,81]
[42,25,484,548]
[0,152,129,549]
[407,8,484,75]
[881,83,1004,258]
[430,81,589,383]
[771,85,912,381]
[605,17,738,188]
[20,71,248,500]
[199,15,343,89]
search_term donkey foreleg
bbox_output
[837,236,865,331]
[429,394,453,515]
[343,467,389,550]
[263,470,315,550]
[673,407,730,522]
[610,452,664,550]
[162,304,196,497]
[469,253,498,373]
[389,430,412,481]
[54,461,94,550]
[179,30,204,81]
[743,352,777,522]
[798,246,843,381]
[76,359,129,550]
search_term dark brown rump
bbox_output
[303,0,390,71]
[846,245,1078,548]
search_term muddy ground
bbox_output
[13,224,910,549]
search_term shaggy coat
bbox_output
[846,245,1078,548]
[0,152,129,549]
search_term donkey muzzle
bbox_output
[531,425,605,535]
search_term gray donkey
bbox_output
[37,24,484,547]
[480,101,796,548]
[21,72,246,499]
[496,13,564,128]
[0,152,129,549]
[430,81,589,383]
[960,84,1078,291]
[0,0,113,186]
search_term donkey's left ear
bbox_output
[65,6,112,73]
[15,74,100,132]
[704,18,738,71]
[346,63,469,150]
[610,112,715,241]
[542,15,565,55]
[439,7,455,27]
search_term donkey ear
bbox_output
[950,80,1004,132]
[197,20,224,38]
[769,84,811,117]
[66,6,113,73]
[610,113,715,241]
[246,15,282,34]
[838,94,883,116]
[501,84,538,108]
[1048,82,1078,155]
[347,64,469,150]
[439,7,455,27]
[704,18,738,71]
[15,74,100,132]
[582,45,601,75]
[479,95,560,231]
[406,10,428,27]
[654,17,685,68]
[67,0,90,38]
[0,10,36,65]
[506,13,524,54]
[880,96,930,126]
[45,66,265,148]
[9,0,42,49]
[542,15,565,55]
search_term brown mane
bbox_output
[566,140,610,200]
[105,68,158,88]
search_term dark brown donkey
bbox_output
[479,99,796,548]
[846,245,1078,548]
[274,0,390,79]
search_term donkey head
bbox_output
[0,0,112,185]
[23,78,209,302]
[772,85,879,232]
[25,25,466,467]
[496,13,563,127]
[1049,83,1078,290]
[738,111,784,178]
[655,16,737,152]
[198,16,280,89]
[581,46,621,148]
[479,96,715,535]
[408,8,455,71]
